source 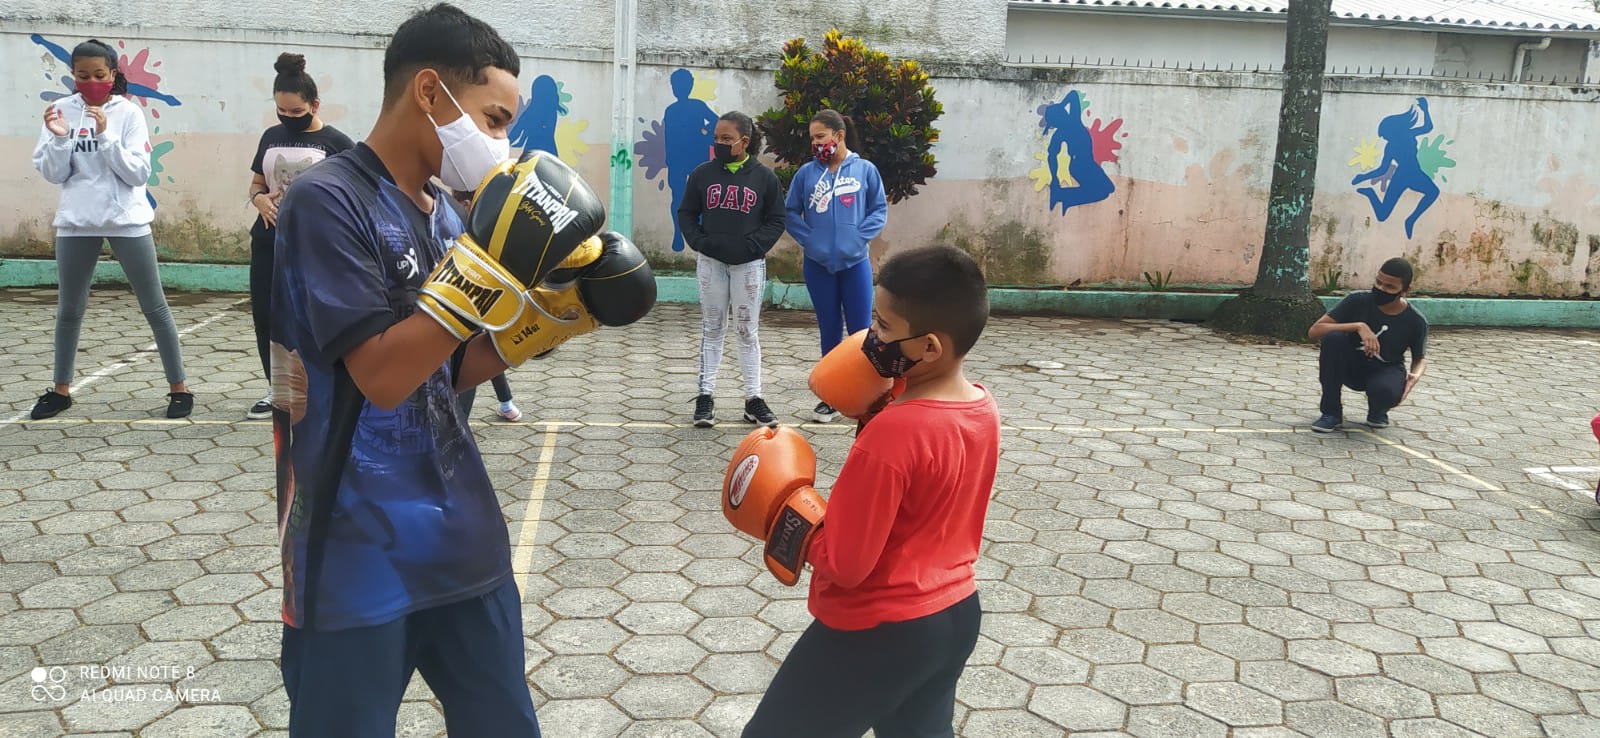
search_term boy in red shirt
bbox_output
[740,245,1001,737]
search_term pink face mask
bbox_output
[77,80,115,105]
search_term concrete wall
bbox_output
[3,0,1007,62]
[3,10,1598,297]
[1006,9,1595,81]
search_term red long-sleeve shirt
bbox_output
[807,387,1001,630]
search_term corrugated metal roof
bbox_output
[1010,1,1600,33]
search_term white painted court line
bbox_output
[1351,428,1502,491]
[511,422,562,593]
[2,296,250,427]
[1524,466,1600,492]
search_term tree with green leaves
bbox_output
[757,30,943,203]
[1211,0,1334,339]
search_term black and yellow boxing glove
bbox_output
[418,150,607,340]
[491,231,657,367]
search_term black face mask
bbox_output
[861,328,926,378]
[279,112,314,133]
[1372,286,1401,306]
[714,142,740,164]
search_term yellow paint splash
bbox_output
[1028,150,1077,191]
[690,75,718,102]
[555,119,591,167]
[1348,137,1381,170]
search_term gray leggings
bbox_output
[53,235,187,386]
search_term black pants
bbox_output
[249,223,275,381]
[457,375,514,419]
[1319,333,1405,416]
[742,592,981,738]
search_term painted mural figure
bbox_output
[1044,90,1114,214]
[1352,97,1440,239]
[509,74,562,154]
[663,68,719,251]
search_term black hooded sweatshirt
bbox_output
[675,155,786,265]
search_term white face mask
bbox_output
[428,82,510,192]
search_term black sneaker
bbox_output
[1365,411,1390,429]
[166,392,195,419]
[30,390,72,420]
[812,402,840,424]
[1311,413,1343,433]
[744,397,778,427]
[246,397,272,420]
[693,394,716,427]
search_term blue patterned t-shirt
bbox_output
[270,143,510,631]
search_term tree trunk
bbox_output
[1211,0,1334,339]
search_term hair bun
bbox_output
[274,52,307,76]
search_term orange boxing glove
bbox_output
[809,330,906,421]
[723,426,827,585]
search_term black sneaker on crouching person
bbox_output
[30,390,72,420]
[1311,413,1342,433]
[812,401,840,424]
[693,394,716,428]
[743,397,778,428]
[1365,410,1390,429]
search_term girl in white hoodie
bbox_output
[30,39,191,420]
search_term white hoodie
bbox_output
[31,93,154,238]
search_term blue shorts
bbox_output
[280,576,539,738]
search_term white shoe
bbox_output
[496,401,523,422]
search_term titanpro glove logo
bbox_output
[435,260,505,317]
[511,170,581,233]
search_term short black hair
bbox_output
[382,3,520,105]
[877,245,989,357]
[1380,257,1414,290]
[273,52,318,103]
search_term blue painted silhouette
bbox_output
[1043,91,1114,215]
[509,75,563,155]
[662,69,717,251]
[1352,97,1439,239]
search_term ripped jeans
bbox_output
[697,255,765,399]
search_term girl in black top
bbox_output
[244,53,353,419]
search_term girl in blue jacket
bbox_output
[784,109,888,423]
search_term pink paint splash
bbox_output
[117,41,167,117]
[1089,117,1125,166]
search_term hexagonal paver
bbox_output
[692,652,776,694]
[1090,663,1181,706]
[612,675,713,719]
[1436,694,1541,736]
[1288,639,1380,677]
[142,605,240,641]
[1284,701,1385,736]
[531,655,630,699]
[1335,676,1435,718]
[1058,628,1145,664]
[616,602,702,636]
[539,619,629,655]
[1240,661,1334,702]
[956,665,1033,709]
[615,635,709,674]
[1029,685,1127,731]
[689,618,776,654]
[532,699,630,738]
[1186,682,1283,727]
[999,646,1090,685]
[1126,704,1227,738]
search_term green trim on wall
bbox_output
[3,258,1595,329]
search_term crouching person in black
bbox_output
[1308,257,1428,432]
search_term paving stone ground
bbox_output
[2,286,1600,737]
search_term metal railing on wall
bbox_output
[1002,54,1599,85]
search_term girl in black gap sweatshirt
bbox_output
[676,111,786,428]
